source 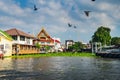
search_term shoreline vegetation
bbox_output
[9,52,96,58]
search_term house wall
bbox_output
[12,44,40,55]
[54,42,61,50]
[0,36,12,56]
[12,36,33,45]
[39,41,54,46]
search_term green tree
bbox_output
[45,46,50,52]
[68,42,85,52]
[111,37,120,45]
[92,26,111,46]
[35,42,41,49]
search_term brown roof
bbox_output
[5,28,34,38]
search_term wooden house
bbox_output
[5,28,39,55]
[34,28,61,52]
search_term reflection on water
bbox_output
[0,57,120,80]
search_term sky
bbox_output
[0,0,120,44]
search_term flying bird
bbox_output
[68,23,72,27]
[74,26,77,28]
[84,11,91,17]
[34,5,38,11]
[91,0,95,1]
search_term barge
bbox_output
[96,48,120,58]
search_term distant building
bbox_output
[65,40,74,49]
[5,28,39,54]
[0,30,13,56]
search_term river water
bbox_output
[0,57,120,80]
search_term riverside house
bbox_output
[34,28,61,52]
[0,30,13,57]
[5,28,39,55]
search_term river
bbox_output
[0,57,120,80]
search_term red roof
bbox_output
[5,28,34,38]
[51,38,60,43]
[55,39,60,43]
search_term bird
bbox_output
[68,23,72,27]
[91,0,95,1]
[84,11,91,17]
[74,26,77,28]
[34,5,38,11]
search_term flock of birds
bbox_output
[33,0,96,28]
[67,0,95,28]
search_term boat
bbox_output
[96,47,120,58]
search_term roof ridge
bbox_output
[14,28,20,36]
[5,28,34,38]
[41,28,50,37]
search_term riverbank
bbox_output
[10,52,96,58]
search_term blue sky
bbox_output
[0,0,120,44]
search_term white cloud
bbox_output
[0,0,119,43]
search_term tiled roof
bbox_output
[5,28,34,38]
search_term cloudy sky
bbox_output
[0,0,120,43]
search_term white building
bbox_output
[0,30,13,56]
[5,28,39,55]
[52,37,61,50]
[5,28,34,45]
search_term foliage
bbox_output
[92,26,111,46]
[68,42,85,52]
[45,46,51,51]
[111,37,120,45]
[35,42,41,49]
[11,52,95,58]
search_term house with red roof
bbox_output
[5,28,34,45]
[5,28,39,55]
[34,28,61,52]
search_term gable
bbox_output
[37,28,51,40]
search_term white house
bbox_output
[0,30,13,57]
[52,37,61,50]
[5,28,34,45]
[5,28,39,55]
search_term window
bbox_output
[20,36,25,41]
[0,45,4,50]
[26,38,30,44]
[41,42,45,45]
[47,42,50,44]
[5,44,10,49]
[40,37,46,39]
[12,36,17,40]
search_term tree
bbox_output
[35,42,41,49]
[92,26,111,46]
[111,37,120,45]
[68,42,85,52]
[45,46,50,52]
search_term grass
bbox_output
[11,52,96,58]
